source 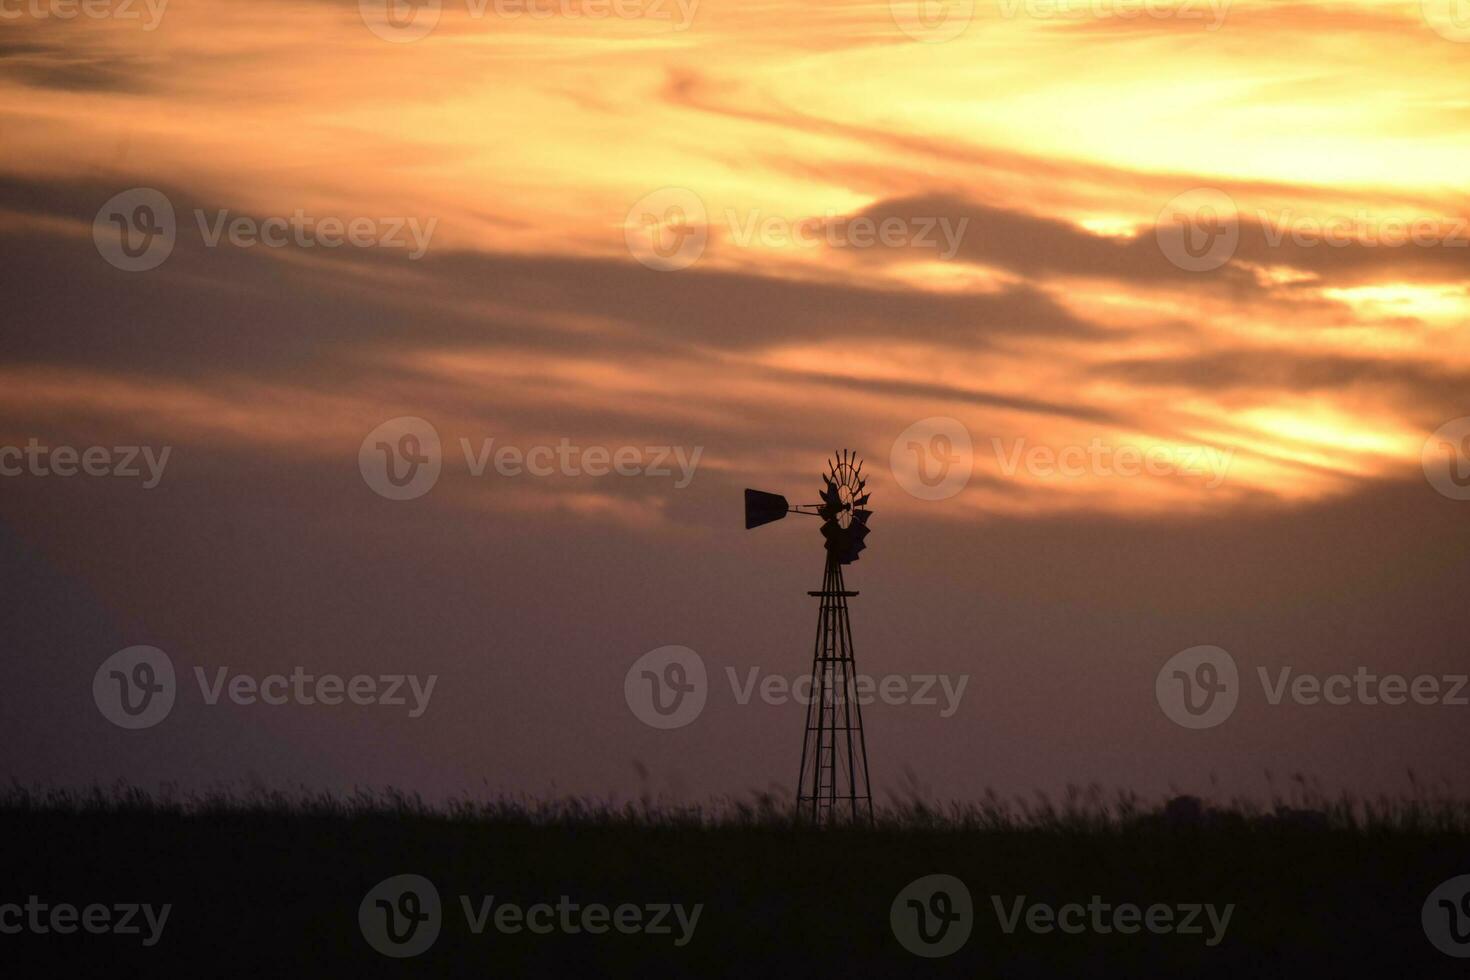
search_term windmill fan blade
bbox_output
[744,489,790,529]
[854,493,870,506]
[851,523,870,542]
[852,509,872,524]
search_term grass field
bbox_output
[4,778,1469,975]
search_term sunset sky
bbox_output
[3,1,1469,805]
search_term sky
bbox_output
[2,0,1469,807]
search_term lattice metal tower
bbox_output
[744,450,874,825]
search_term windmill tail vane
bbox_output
[744,449,875,826]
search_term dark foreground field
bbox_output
[4,783,1470,977]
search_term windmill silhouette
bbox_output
[745,450,874,825]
